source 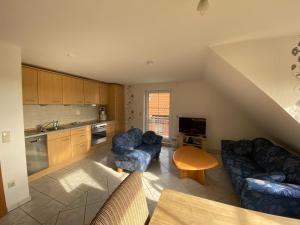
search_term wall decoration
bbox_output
[126,85,135,129]
[291,41,300,79]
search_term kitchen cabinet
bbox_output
[22,66,38,104]
[99,82,108,105]
[108,84,125,123]
[48,130,72,167]
[108,84,125,135]
[71,126,91,158]
[63,76,84,104]
[84,80,99,104]
[38,71,63,104]
[106,121,115,143]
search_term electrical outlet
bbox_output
[2,131,10,143]
[8,181,15,188]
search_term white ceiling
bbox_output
[1,0,300,84]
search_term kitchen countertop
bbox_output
[24,120,109,139]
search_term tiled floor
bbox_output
[0,146,239,225]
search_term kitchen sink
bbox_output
[41,127,61,132]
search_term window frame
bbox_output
[144,90,171,140]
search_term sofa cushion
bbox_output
[250,172,286,183]
[253,146,290,172]
[283,155,300,185]
[232,140,253,156]
[114,150,151,172]
[252,138,273,149]
[127,128,143,147]
[264,146,290,172]
[142,131,158,145]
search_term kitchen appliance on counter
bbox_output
[91,122,107,146]
[25,134,48,176]
[99,107,107,121]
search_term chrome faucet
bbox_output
[40,120,59,132]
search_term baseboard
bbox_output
[7,195,31,211]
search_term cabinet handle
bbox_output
[62,138,69,142]
[80,135,85,137]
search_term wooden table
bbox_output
[149,189,299,225]
[173,146,218,185]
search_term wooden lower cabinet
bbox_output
[71,126,91,158]
[48,131,72,167]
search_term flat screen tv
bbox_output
[179,117,206,136]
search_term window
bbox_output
[145,91,170,139]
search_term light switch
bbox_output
[2,131,10,143]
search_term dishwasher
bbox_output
[25,134,49,176]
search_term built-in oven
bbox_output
[91,122,107,146]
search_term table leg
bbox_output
[179,170,189,179]
[179,170,206,185]
[196,170,205,185]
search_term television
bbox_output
[179,117,206,136]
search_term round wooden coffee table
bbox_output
[173,146,218,185]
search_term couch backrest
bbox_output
[112,133,135,153]
[253,145,290,172]
[127,128,143,148]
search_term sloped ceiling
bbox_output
[205,49,300,152]
[1,0,300,84]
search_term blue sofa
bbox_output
[112,128,163,172]
[222,138,300,218]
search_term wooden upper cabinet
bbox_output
[38,71,63,104]
[84,80,99,104]
[63,76,84,105]
[22,66,38,104]
[99,82,108,105]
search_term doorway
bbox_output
[145,91,170,139]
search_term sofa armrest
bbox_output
[243,178,300,198]
[221,140,235,151]
[241,178,300,218]
[155,135,163,145]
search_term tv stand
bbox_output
[176,133,207,150]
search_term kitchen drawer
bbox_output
[71,126,90,135]
[72,142,89,157]
[71,133,89,145]
[48,130,70,141]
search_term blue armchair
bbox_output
[112,128,163,172]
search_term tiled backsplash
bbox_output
[23,105,99,129]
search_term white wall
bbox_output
[205,49,300,153]
[213,36,300,123]
[126,80,269,150]
[0,43,30,210]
